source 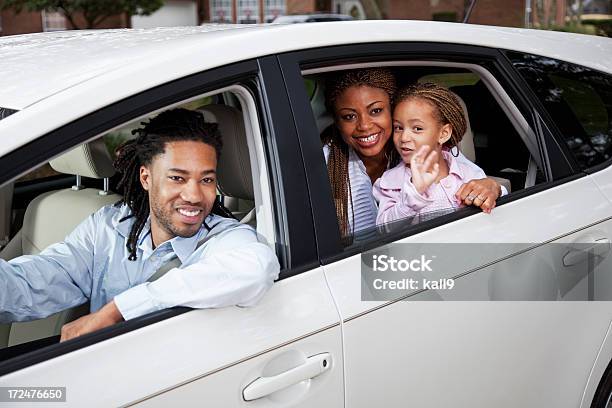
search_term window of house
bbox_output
[210,0,233,23]
[506,51,612,170]
[237,0,259,23]
[41,10,67,32]
[264,0,285,22]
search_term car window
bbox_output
[103,95,217,155]
[417,72,480,87]
[304,64,547,248]
[0,85,274,365]
[506,51,612,170]
[0,108,17,121]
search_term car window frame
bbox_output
[501,49,612,176]
[276,41,583,264]
[0,58,318,375]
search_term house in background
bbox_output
[0,7,128,36]
[0,0,533,36]
[132,0,199,28]
[583,0,611,15]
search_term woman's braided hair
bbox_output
[114,108,228,261]
[395,82,467,149]
[323,68,397,238]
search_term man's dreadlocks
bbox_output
[113,108,233,261]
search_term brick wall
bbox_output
[430,0,464,21]
[388,0,431,20]
[468,0,524,27]
[1,10,43,36]
[388,0,524,27]
[287,0,317,13]
[0,10,127,36]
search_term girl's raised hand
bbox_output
[410,145,439,194]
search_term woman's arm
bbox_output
[453,151,505,213]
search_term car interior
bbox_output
[304,64,547,240]
[0,64,548,355]
[0,91,262,352]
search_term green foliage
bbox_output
[581,19,612,37]
[0,0,164,29]
[550,22,600,36]
[103,131,132,157]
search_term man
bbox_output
[0,109,279,341]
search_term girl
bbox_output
[323,70,503,237]
[374,82,495,225]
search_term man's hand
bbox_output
[60,300,124,342]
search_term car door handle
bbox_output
[242,353,331,401]
[563,238,611,267]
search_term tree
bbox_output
[360,0,383,19]
[531,0,567,29]
[0,0,164,29]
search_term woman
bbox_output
[322,68,503,237]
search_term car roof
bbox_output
[0,20,610,155]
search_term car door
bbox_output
[0,58,343,407]
[506,50,612,304]
[279,42,612,408]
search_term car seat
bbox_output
[0,138,121,348]
[198,105,256,226]
[0,182,14,250]
[457,96,512,193]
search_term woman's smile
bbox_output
[334,85,392,159]
[353,131,382,148]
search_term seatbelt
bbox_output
[524,156,538,189]
[147,226,228,282]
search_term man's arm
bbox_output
[60,300,123,342]
[0,213,96,323]
[113,224,280,320]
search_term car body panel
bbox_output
[341,302,611,408]
[581,320,612,408]
[323,173,612,406]
[0,269,342,407]
[591,164,612,206]
[324,175,612,319]
[133,326,344,407]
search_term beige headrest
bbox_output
[50,138,115,179]
[456,94,476,163]
[198,105,253,200]
[311,80,335,133]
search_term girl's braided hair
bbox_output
[395,82,467,149]
[114,108,231,261]
[322,68,397,238]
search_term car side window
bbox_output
[303,64,547,247]
[506,51,612,170]
[0,85,275,365]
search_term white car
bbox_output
[0,20,611,407]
